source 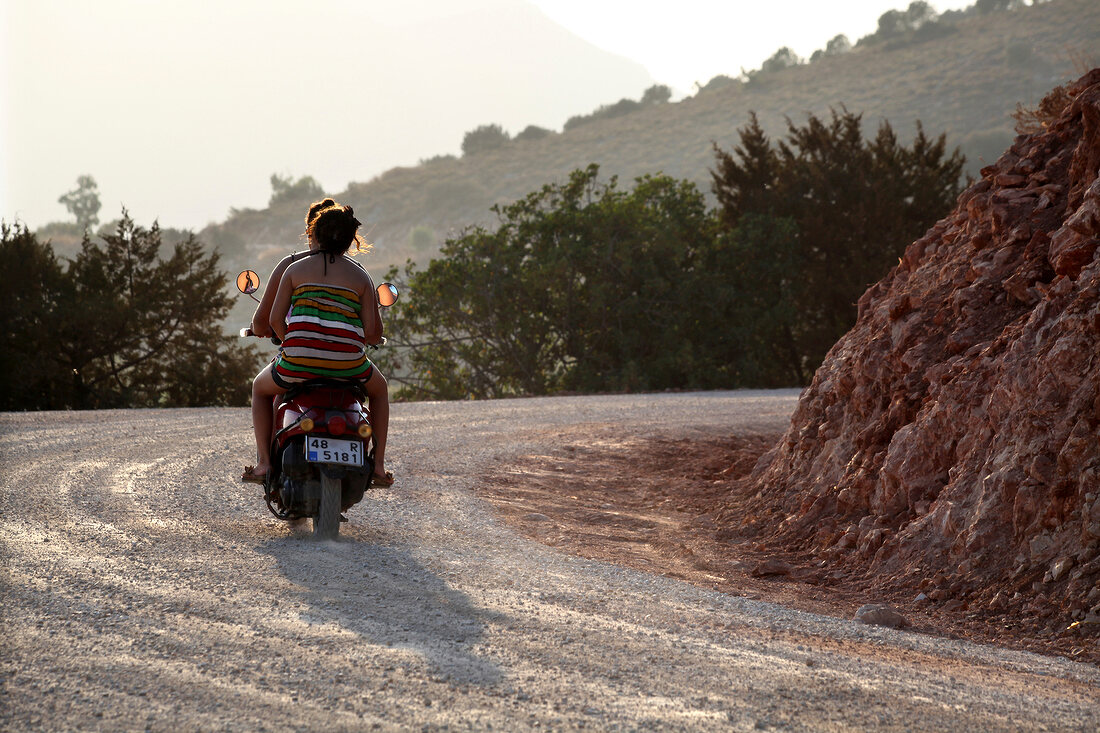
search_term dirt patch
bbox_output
[480,426,1100,665]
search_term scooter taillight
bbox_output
[327,415,347,436]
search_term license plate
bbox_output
[305,436,363,467]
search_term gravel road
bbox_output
[2,391,1098,731]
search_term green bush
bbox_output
[0,217,260,409]
[383,109,966,397]
[461,124,511,156]
[384,165,717,399]
[711,110,965,382]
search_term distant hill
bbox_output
[205,0,1098,293]
[12,0,651,237]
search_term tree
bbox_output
[406,225,435,252]
[461,124,510,156]
[759,47,803,74]
[269,173,324,208]
[418,153,457,165]
[640,84,672,105]
[0,224,69,409]
[711,110,964,382]
[65,213,261,407]
[564,99,641,131]
[905,1,937,29]
[862,2,948,45]
[515,125,552,142]
[812,34,852,62]
[384,165,718,399]
[703,214,802,386]
[697,75,738,93]
[58,175,102,230]
[0,214,261,409]
[875,9,908,39]
[562,85,670,133]
[712,112,779,228]
[976,0,1025,13]
[826,34,852,55]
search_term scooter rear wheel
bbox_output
[313,472,342,540]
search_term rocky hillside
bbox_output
[721,69,1100,637]
[203,0,1099,280]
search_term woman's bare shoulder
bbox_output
[282,254,320,284]
[340,257,373,285]
[283,250,315,266]
[267,251,296,278]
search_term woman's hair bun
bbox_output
[306,197,338,225]
[308,203,365,255]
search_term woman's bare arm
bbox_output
[360,271,384,345]
[269,264,296,341]
[250,254,297,337]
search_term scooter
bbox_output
[236,269,399,539]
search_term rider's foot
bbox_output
[242,464,269,484]
[370,470,395,487]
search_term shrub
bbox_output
[515,125,553,142]
[461,124,511,156]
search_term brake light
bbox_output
[328,415,347,436]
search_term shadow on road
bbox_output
[257,529,505,687]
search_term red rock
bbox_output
[750,558,795,577]
[995,173,1028,187]
[728,70,1100,620]
[854,604,908,628]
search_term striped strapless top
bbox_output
[271,283,374,387]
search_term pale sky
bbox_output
[529,0,974,93]
[3,0,976,231]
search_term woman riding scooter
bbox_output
[242,200,393,487]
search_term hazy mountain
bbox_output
[4,0,652,230]
[203,0,1097,292]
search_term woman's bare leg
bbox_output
[251,364,285,477]
[364,368,389,477]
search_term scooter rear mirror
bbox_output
[377,282,399,307]
[236,270,260,295]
